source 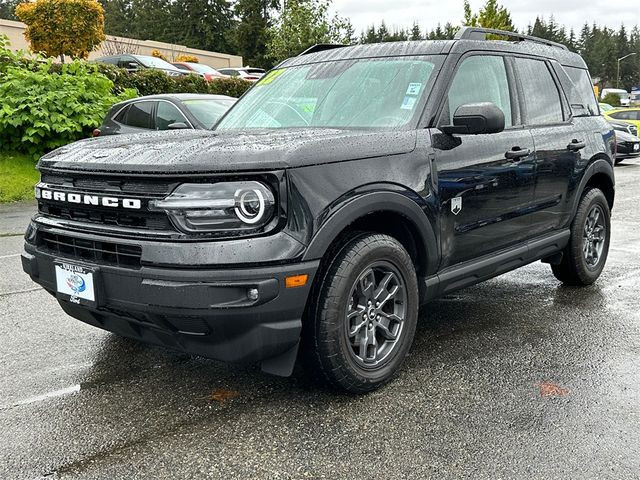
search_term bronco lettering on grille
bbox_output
[35,187,142,210]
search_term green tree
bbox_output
[267,0,351,63]
[0,0,19,20]
[463,0,515,32]
[410,22,422,41]
[16,0,106,61]
[233,0,279,68]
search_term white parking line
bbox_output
[0,253,21,260]
[0,384,81,411]
[0,287,42,297]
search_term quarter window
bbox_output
[515,58,564,125]
[124,102,154,129]
[565,66,599,116]
[156,102,188,130]
[445,55,513,126]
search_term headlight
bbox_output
[150,182,276,234]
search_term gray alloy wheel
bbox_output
[345,261,408,369]
[582,204,607,269]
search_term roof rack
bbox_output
[298,44,348,56]
[455,26,569,51]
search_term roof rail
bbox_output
[298,44,348,56]
[455,26,569,51]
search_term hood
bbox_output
[38,129,417,174]
[614,129,639,142]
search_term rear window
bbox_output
[124,102,154,129]
[515,58,564,125]
[565,67,599,116]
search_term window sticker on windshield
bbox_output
[406,83,422,95]
[401,96,417,110]
[257,68,286,86]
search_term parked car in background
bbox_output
[172,62,228,81]
[95,54,187,77]
[93,94,236,136]
[601,88,631,106]
[604,108,640,131]
[217,67,266,81]
[614,129,640,164]
[609,119,638,137]
[599,102,615,113]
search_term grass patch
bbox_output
[0,151,39,203]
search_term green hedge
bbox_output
[94,63,253,98]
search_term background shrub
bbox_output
[0,59,135,156]
[602,92,622,108]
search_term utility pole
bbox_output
[617,53,637,89]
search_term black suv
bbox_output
[23,28,615,393]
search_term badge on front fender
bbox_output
[451,197,462,215]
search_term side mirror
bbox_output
[441,102,505,135]
[167,122,189,130]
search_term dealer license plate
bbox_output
[55,262,96,305]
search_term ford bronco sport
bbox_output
[23,28,615,393]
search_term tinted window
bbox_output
[565,67,598,116]
[220,69,238,76]
[124,102,154,129]
[156,102,188,130]
[610,111,633,120]
[515,58,563,125]
[445,55,512,126]
[114,105,130,123]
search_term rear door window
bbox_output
[124,101,154,129]
[444,55,513,126]
[515,58,564,125]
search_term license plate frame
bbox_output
[54,261,99,308]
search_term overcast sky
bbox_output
[331,0,640,36]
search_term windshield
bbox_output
[187,63,220,74]
[136,55,179,70]
[183,99,236,128]
[216,57,437,130]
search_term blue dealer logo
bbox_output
[66,274,86,294]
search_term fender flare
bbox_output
[571,157,615,217]
[302,190,439,274]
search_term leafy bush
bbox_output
[151,49,168,61]
[171,73,210,94]
[207,77,254,97]
[602,92,622,108]
[0,59,135,156]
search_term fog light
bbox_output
[247,288,259,301]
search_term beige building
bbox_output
[0,18,243,69]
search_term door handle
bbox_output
[505,147,531,160]
[567,139,586,151]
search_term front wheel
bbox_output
[551,188,611,285]
[305,234,419,393]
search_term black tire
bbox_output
[614,158,622,165]
[551,188,611,286]
[304,233,419,394]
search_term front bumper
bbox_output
[22,233,319,376]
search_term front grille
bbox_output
[39,204,173,230]
[37,173,180,235]
[38,231,142,269]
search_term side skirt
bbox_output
[421,230,570,303]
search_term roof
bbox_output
[113,93,236,107]
[280,37,587,70]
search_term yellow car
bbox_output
[604,108,640,130]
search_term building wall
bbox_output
[0,19,243,69]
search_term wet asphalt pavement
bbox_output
[1,163,640,480]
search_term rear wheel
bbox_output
[551,188,611,285]
[305,234,419,393]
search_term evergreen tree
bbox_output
[0,0,18,20]
[233,0,279,68]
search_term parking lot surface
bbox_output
[1,162,640,479]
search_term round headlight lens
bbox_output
[235,188,265,224]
